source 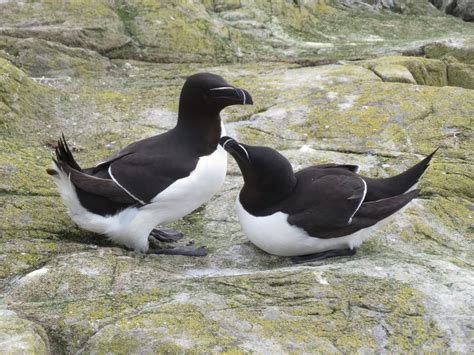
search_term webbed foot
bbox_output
[149,228,184,242]
[291,248,356,264]
[148,246,207,257]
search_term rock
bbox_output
[0,58,51,131]
[358,46,474,90]
[430,0,474,21]
[371,64,417,84]
[449,0,474,21]
[342,0,440,15]
[1,57,472,352]
[1,0,474,68]
[0,35,110,76]
[423,38,474,64]
[0,1,472,352]
[447,62,474,89]
[358,56,448,86]
[0,308,50,354]
[430,0,450,7]
[208,0,243,12]
[0,2,130,54]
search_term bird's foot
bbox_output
[149,228,184,243]
[291,248,357,264]
[148,246,207,257]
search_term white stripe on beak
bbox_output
[221,138,234,150]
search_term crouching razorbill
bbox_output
[220,136,437,263]
[47,73,253,256]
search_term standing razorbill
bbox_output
[47,73,253,256]
[220,136,437,263]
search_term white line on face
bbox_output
[209,86,234,91]
[238,144,251,162]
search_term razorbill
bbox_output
[47,73,253,256]
[220,136,437,263]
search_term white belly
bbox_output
[235,199,375,256]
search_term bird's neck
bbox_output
[239,178,296,216]
[175,111,222,155]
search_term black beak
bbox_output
[208,87,253,105]
[219,136,251,163]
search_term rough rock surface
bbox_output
[0,308,50,354]
[0,1,473,354]
[1,0,474,66]
[430,0,474,21]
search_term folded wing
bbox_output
[108,153,198,204]
[286,174,367,230]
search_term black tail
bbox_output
[362,148,438,201]
[356,189,420,221]
[315,189,420,239]
[46,134,82,175]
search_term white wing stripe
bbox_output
[108,166,146,205]
[209,86,234,91]
[348,178,367,224]
[240,88,246,104]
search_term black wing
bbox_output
[55,160,136,204]
[313,163,359,173]
[83,130,200,204]
[108,152,198,204]
[308,189,420,238]
[286,174,367,230]
[91,137,155,170]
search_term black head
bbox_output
[179,73,253,117]
[220,136,296,213]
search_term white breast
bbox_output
[149,145,227,223]
[235,199,375,256]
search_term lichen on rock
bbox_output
[0,1,473,353]
[0,308,50,355]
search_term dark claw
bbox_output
[149,228,184,242]
[148,246,207,257]
[291,248,357,264]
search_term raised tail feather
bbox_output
[46,134,82,175]
[362,148,438,201]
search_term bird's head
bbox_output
[220,136,296,212]
[179,73,253,117]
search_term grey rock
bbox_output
[430,0,474,21]
[0,1,473,353]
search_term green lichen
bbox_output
[447,63,474,89]
[82,304,242,353]
[2,0,474,64]
[0,313,50,354]
[0,58,51,133]
[423,39,474,65]
[359,56,448,87]
[209,272,447,353]
[371,64,417,84]
[0,44,472,354]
